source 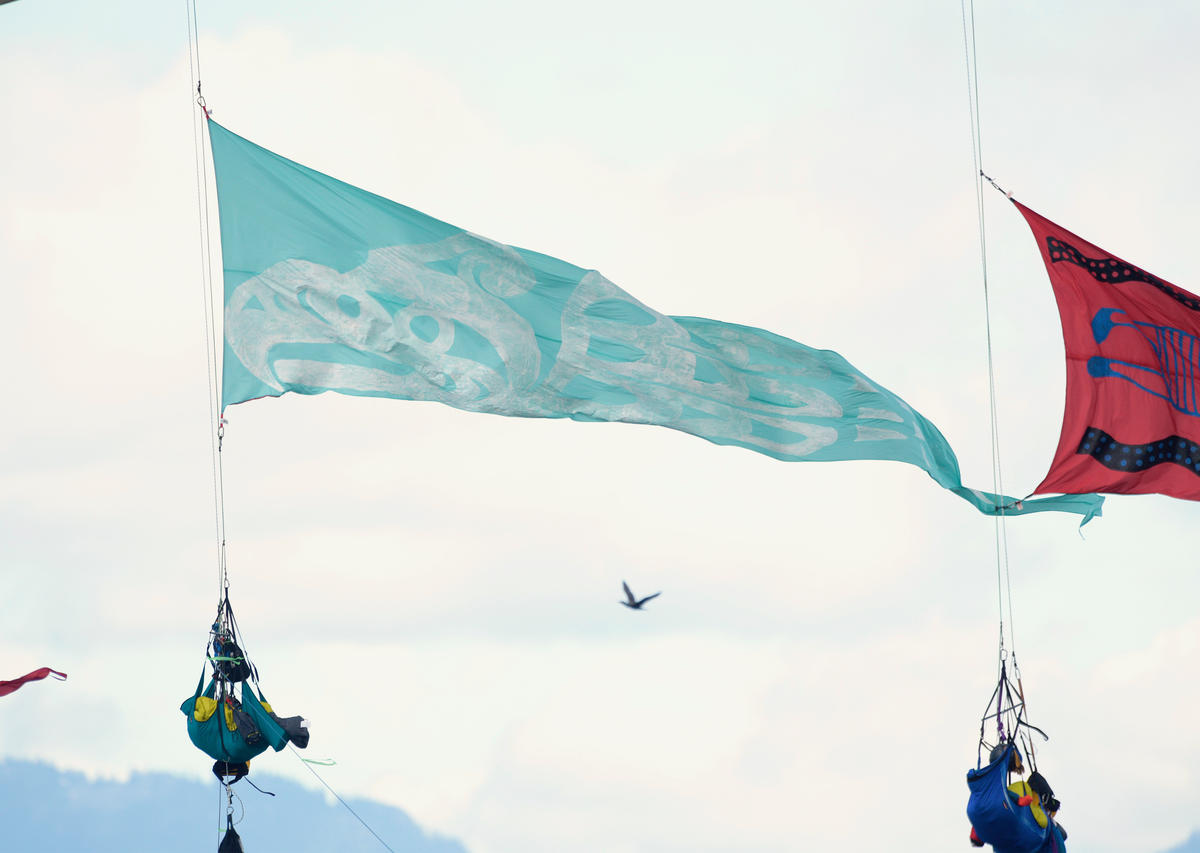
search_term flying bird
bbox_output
[620,581,660,610]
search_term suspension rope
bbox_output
[188,10,235,842]
[186,0,229,602]
[290,745,398,853]
[960,0,1019,661]
[216,776,224,849]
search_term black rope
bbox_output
[245,778,276,797]
[1017,719,1049,742]
[980,170,1012,199]
[977,656,1051,776]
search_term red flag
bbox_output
[1016,200,1200,500]
[0,667,67,698]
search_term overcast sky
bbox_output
[2,2,1198,852]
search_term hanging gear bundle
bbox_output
[182,591,312,850]
[181,592,310,770]
[965,657,1066,853]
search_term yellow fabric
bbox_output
[195,696,238,730]
[1007,781,1048,827]
[193,696,218,723]
[260,701,273,714]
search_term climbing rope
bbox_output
[958,4,1060,771]
[186,6,237,846]
[959,0,1022,672]
[185,0,229,604]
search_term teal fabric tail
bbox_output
[207,120,1102,524]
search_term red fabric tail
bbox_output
[0,667,67,698]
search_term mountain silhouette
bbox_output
[0,759,467,853]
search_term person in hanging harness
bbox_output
[968,741,1066,849]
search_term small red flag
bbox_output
[0,667,67,698]
[1016,200,1200,500]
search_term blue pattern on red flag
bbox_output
[1019,199,1200,501]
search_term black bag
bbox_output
[218,814,245,853]
[212,761,250,784]
[218,826,244,853]
[1028,770,1061,813]
[230,703,263,747]
[213,637,251,683]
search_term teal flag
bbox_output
[208,120,1101,523]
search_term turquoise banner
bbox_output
[208,120,1101,523]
